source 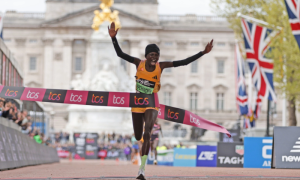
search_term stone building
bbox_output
[2,0,287,141]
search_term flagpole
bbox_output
[237,13,282,30]
[266,100,270,136]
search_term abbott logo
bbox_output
[198,151,216,160]
[113,95,125,104]
[26,90,39,99]
[262,139,272,159]
[262,139,272,167]
[70,93,82,102]
[282,137,300,162]
[190,114,200,126]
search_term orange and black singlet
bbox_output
[132,60,161,113]
[135,60,161,94]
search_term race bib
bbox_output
[136,78,155,94]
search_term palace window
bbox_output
[217,60,225,74]
[216,93,224,111]
[217,42,226,46]
[29,57,37,71]
[74,57,82,72]
[164,92,172,106]
[190,92,198,110]
[191,61,198,73]
[190,42,199,46]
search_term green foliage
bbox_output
[211,0,300,100]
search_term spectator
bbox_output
[2,101,12,118]
[21,121,32,134]
[33,131,43,144]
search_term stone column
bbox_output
[42,39,54,88]
[15,38,26,83]
[63,39,73,89]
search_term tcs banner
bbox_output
[196,145,217,167]
[173,148,196,167]
[244,137,272,168]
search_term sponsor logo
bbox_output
[282,156,300,162]
[134,96,149,105]
[175,153,196,160]
[26,90,39,99]
[152,75,158,80]
[43,89,67,103]
[262,139,272,159]
[92,94,104,103]
[290,137,300,153]
[113,95,125,104]
[164,106,185,123]
[168,109,179,119]
[87,92,108,106]
[218,156,244,164]
[136,78,155,88]
[48,92,61,101]
[190,114,200,126]
[108,92,129,107]
[235,145,244,155]
[281,137,300,162]
[198,151,216,160]
[262,139,272,167]
[5,89,18,97]
[70,93,82,102]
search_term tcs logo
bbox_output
[26,90,39,99]
[48,92,61,101]
[168,109,179,120]
[70,93,82,102]
[190,114,201,126]
[134,96,149,105]
[113,95,125,104]
[5,89,18,97]
[92,94,104,104]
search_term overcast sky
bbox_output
[0,0,215,15]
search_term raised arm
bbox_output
[160,40,214,70]
[108,22,141,67]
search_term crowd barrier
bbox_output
[0,117,21,131]
[0,118,59,170]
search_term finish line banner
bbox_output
[0,86,231,137]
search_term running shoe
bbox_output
[154,160,157,165]
[136,168,146,180]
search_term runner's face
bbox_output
[146,52,159,66]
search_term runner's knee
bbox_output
[143,131,151,142]
[135,134,142,141]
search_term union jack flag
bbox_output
[241,19,277,110]
[235,43,248,115]
[285,0,300,49]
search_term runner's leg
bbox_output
[132,113,144,141]
[141,109,158,156]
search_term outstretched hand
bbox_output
[108,22,119,38]
[203,39,214,54]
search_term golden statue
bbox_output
[92,0,121,31]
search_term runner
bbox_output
[150,119,162,165]
[109,22,213,180]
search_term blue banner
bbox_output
[244,137,272,168]
[196,145,217,167]
[173,148,196,167]
[147,149,173,166]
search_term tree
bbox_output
[211,0,300,126]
